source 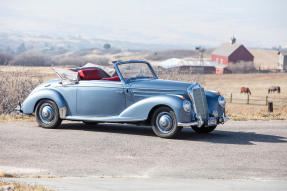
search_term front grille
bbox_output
[189,87,209,121]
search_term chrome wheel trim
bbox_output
[39,103,55,124]
[156,112,174,133]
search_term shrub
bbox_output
[227,61,256,73]
[54,56,109,66]
[9,53,53,66]
[0,69,42,114]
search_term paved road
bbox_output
[1,120,287,190]
[1,120,287,179]
[3,177,287,191]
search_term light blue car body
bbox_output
[21,60,227,127]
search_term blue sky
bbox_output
[0,0,286,48]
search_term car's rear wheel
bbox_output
[192,125,217,133]
[151,106,182,138]
[35,99,62,129]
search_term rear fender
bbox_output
[21,89,69,118]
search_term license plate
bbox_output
[208,117,217,126]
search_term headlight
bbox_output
[218,95,226,107]
[183,100,191,112]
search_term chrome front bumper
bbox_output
[178,116,228,127]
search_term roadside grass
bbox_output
[0,180,54,191]
[226,103,287,120]
[0,171,59,179]
[0,114,34,123]
[0,171,16,178]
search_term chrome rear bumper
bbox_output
[178,116,228,127]
[15,103,23,113]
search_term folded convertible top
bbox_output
[53,63,117,85]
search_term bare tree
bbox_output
[9,53,52,66]
[16,42,27,55]
[0,52,13,65]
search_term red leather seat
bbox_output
[101,76,121,81]
[78,69,101,80]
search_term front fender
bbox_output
[119,95,191,123]
[21,88,68,116]
[205,90,225,117]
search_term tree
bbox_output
[0,52,13,65]
[103,43,111,49]
[16,43,27,55]
[5,46,15,55]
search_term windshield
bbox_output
[118,62,156,81]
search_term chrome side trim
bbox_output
[130,87,182,92]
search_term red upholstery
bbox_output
[78,69,101,80]
[102,76,121,81]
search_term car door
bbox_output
[76,80,126,116]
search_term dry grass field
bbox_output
[0,180,53,191]
[1,66,286,121]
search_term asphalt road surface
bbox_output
[1,120,287,190]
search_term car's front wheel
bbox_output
[35,99,62,129]
[192,125,217,133]
[151,106,182,138]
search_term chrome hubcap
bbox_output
[39,103,55,124]
[156,112,174,133]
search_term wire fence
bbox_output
[223,93,287,106]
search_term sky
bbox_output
[0,0,287,48]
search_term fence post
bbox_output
[266,96,268,105]
[247,94,249,104]
[268,102,273,112]
[230,93,232,103]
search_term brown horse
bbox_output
[268,86,280,94]
[240,87,251,95]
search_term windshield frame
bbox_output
[114,60,158,84]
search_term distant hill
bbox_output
[145,49,214,61]
[0,32,196,54]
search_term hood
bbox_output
[130,79,192,91]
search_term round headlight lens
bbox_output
[183,100,191,112]
[218,95,226,107]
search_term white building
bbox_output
[278,50,287,71]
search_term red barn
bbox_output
[211,37,254,74]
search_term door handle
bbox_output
[115,90,124,94]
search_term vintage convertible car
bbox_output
[19,60,228,138]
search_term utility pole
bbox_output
[195,46,205,66]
